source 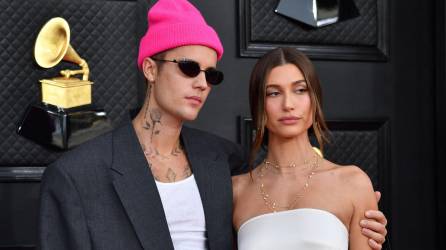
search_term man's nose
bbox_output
[193,71,208,90]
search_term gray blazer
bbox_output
[39,122,245,250]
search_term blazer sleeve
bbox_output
[39,163,92,250]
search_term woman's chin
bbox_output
[269,127,308,140]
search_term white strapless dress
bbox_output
[237,208,348,250]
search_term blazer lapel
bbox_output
[181,127,229,250]
[110,123,174,250]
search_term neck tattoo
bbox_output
[143,107,162,141]
[140,141,183,160]
[138,94,191,182]
[142,85,153,130]
[141,86,162,140]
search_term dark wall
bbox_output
[0,182,40,248]
[190,0,440,250]
[0,0,443,249]
[186,0,254,138]
[435,0,446,247]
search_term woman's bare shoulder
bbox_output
[332,164,375,201]
[320,160,374,192]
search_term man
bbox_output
[39,0,387,249]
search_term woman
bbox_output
[233,47,380,250]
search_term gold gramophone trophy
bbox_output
[17,17,111,149]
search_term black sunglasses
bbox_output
[152,58,224,85]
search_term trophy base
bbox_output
[17,103,112,150]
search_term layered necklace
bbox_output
[258,152,322,212]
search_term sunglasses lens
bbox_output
[205,69,224,85]
[177,59,224,85]
[178,60,201,77]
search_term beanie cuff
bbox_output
[137,23,223,68]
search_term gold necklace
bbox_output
[263,159,311,169]
[258,153,321,212]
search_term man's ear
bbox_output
[142,57,157,83]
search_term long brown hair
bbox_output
[248,47,328,169]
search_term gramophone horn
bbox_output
[34,17,85,67]
[34,17,89,80]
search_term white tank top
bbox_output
[155,175,207,250]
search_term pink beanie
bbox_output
[137,0,224,68]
